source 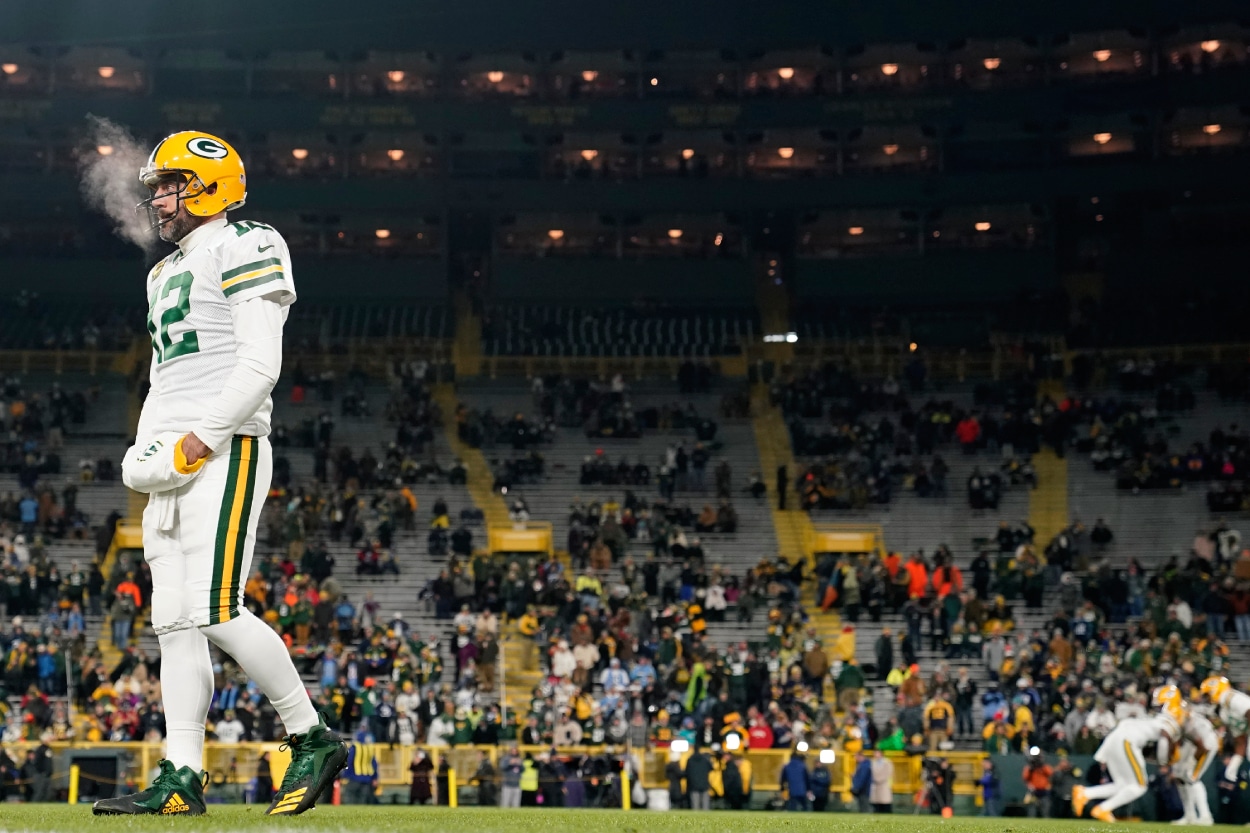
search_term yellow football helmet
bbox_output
[1153,684,1187,722]
[1200,676,1231,705]
[138,130,247,222]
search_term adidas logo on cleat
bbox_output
[270,787,308,814]
[161,794,191,814]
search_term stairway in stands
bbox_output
[431,383,510,530]
[748,383,843,683]
[1029,380,1070,547]
[455,379,787,713]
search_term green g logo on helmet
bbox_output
[186,137,229,159]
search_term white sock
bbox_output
[201,610,319,736]
[1191,780,1212,821]
[158,628,214,772]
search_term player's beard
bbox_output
[158,210,195,244]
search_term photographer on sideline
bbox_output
[922,757,955,814]
[1022,746,1054,818]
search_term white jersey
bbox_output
[1095,715,1179,762]
[142,218,295,439]
[1220,689,1250,735]
[1183,711,1220,753]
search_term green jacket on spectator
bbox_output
[877,727,905,751]
[836,662,865,694]
[453,717,473,745]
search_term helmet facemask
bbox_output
[136,170,217,241]
[137,169,194,230]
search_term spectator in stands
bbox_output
[781,749,810,811]
[978,759,1001,816]
[923,691,955,751]
[1090,518,1114,550]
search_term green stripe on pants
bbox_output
[226,438,259,621]
[210,437,244,626]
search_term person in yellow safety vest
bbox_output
[736,753,753,801]
[519,754,540,806]
[833,625,856,663]
[708,745,725,802]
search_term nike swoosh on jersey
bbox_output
[258,244,274,253]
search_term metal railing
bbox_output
[4,740,986,800]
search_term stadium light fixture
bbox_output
[487,71,504,83]
[778,67,795,80]
[848,226,864,235]
[374,229,391,239]
[670,739,690,753]
[1092,50,1111,63]
[581,70,598,82]
[882,144,899,155]
[975,221,991,231]
[909,342,918,352]
[1203,124,1222,135]
[681,148,695,160]
[547,229,564,240]
[982,57,1001,70]
[580,149,598,161]
[291,148,309,160]
[1093,132,1111,144]
[97,66,115,79]
[387,148,404,161]
[819,749,836,764]
[1,63,17,75]
[777,147,794,159]
[650,76,659,86]
[1201,40,1221,53]
[667,228,683,239]
[96,145,114,156]
[387,70,405,83]
[880,63,899,76]
[713,232,724,246]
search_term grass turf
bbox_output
[0,805,1200,833]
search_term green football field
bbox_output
[0,806,1214,833]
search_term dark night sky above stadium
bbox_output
[3,0,1246,51]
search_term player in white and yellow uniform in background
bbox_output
[1072,686,1184,823]
[1174,706,1219,825]
[1201,676,1250,741]
[1199,676,1250,822]
[92,131,346,818]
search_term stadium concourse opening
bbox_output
[1,0,1250,824]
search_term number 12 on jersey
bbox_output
[147,271,200,363]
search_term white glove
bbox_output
[122,431,207,494]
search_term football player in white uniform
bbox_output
[1173,704,1219,826]
[1072,686,1184,823]
[93,131,346,817]
[1201,676,1250,740]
